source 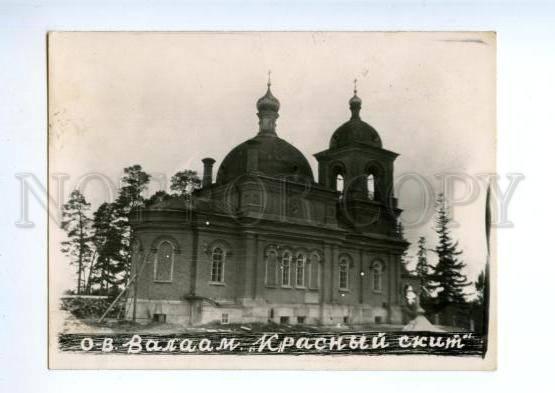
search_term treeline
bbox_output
[401,193,488,327]
[60,165,200,295]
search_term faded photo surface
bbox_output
[48,32,496,369]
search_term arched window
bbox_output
[372,261,384,292]
[265,249,278,286]
[154,241,174,282]
[367,174,375,200]
[295,253,306,287]
[211,247,225,283]
[336,174,344,194]
[281,251,292,287]
[339,257,349,290]
[365,163,384,201]
[308,252,321,289]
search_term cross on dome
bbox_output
[349,78,362,118]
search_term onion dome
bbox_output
[216,77,314,184]
[330,89,382,149]
[349,93,362,109]
[216,134,314,184]
[256,83,280,113]
[256,74,280,136]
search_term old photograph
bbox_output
[48,31,496,369]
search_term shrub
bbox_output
[61,296,124,319]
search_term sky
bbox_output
[48,32,496,294]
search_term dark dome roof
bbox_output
[330,118,382,149]
[330,93,382,149]
[256,85,280,113]
[216,134,314,184]
[349,93,362,107]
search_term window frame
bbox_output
[308,252,321,290]
[281,250,292,287]
[264,248,279,287]
[221,313,229,324]
[153,240,175,283]
[367,174,375,200]
[330,162,346,194]
[295,252,306,288]
[339,257,349,291]
[372,260,384,293]
[210,246,226,284]
[365,162,384,202]
[335,173,344,194]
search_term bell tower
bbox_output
[314,86,401,232]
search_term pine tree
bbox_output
[113,165,151,286]
[429,193,470,310]
[117,165,151,211]
[61,190,94,294]
[88,202,127,294]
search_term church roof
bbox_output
[216,133,314,184]
[216,80,314,184]
[329,92,382,149]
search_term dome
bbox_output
[216,134,314,184]
[330,118,382,149]
[215,80,314,184]
[330,93,382,149]
[349,93,362,107]
[256,84,280,113]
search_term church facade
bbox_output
[127,81,409,326]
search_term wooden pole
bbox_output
[97,277,134,323]
[132,255,138,322]
[97,251,149,324]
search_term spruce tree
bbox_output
[474,269,486,306]
[61,189,94,294]
[429,193,470,310]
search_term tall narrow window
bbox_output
[367,174,375,200]
[308,253,320,289]
[211,247,225,283]
[154,241,174,282]
[265,249,278,286]
[336,174,344,194]
[281,251,292,287]
[339,258,349,290]
[295,253,306,287]
[372,261,383,292]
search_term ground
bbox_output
[60,310,413,334]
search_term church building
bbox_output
[127,80,409,326]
